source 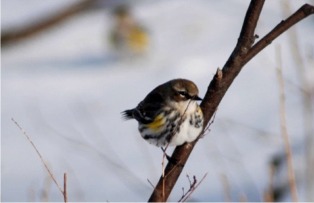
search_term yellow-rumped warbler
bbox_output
[110,5,149,54]
[122,79,204,147]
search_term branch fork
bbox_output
[149,1,314,202]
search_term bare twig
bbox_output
[275,45,298,201]
[178,174,197,202]
[182,173,208,202]
[147,179,155,189]
[64,173,68,203]
[148,2,314,201]
[161,143,170,200]
[11,118,67,202]
[243,4,314,66]
[200,108,218,139]
[178,173,208,202]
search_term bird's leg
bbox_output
[161,145,171,162]
[160,144,182,166]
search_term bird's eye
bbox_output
[178,91,188,98]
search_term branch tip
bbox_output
[302,4,314,14]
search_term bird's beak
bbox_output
[194,95,202,101]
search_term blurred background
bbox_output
[1,0,314,201]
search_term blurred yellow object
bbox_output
[128,26,149,53]
[110,5,149,55]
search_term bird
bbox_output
[122,79,204,147]
[110,5,149,55]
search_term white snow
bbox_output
[2,0,314,201]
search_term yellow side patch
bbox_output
[146,114,165,132]
[197,106,202,113]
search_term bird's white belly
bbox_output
[169,116,202,146]
[138,101,203,147]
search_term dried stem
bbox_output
[275,45,298,202]
[148,1,314,201]
[12,118,67,202]
[281,2,314,201]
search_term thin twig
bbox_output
[159,99,195,200]
[179,173,208,202]
[161,143,170,200]
[147,179,155,189]
[11,118,66,201]
[64,173,68,203]
[275,45,298,202]
[243,4,314,66]
[200,108,218,139]
[177,174,196,202]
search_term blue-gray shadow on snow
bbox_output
[13,53,122,71]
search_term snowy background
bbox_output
[2,0,314,201]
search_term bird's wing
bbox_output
[134,91,165,124]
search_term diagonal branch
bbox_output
[202,0,265,123]
[1,0,96,46]
[242,4,314,66]
[148,1,314,202]
[149,0,265,201]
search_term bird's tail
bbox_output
[121,109,134,120]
